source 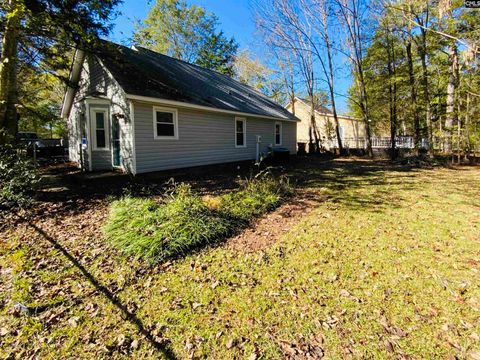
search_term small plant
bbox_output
[0,144,39,211]
[220,170,292,223]
[105,184,231,263]
[104,172,292,263]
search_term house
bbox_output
[285,97,366,151]
[61,40,298,174]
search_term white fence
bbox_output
[340,136,428,149]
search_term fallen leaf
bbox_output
[384,339,395,353]
[130,339,139,350]
[226,338,236,349]
[468,351,480,360]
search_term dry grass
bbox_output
[1,159,479,359]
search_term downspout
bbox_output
[60,49,86,119]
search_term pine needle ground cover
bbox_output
[1,160,479,359]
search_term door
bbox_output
[112,116,121,167]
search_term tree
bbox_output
[302,0,344,154]
[0,0,24,142]
[233,50,273,93]
[359,0,480,160]
[0,0,122,144]
[335,0,374,157]
[255,0,322,153]
[134,0,238,75]
[196,31,238,77]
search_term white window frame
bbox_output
[235,117,247,148]
[338,125,344,140]
[153,106,179,140]
[274,121,282,146]
[91,108,109,150]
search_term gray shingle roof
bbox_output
[94,40,297,121]
[298,98,333,114]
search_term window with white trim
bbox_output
[338,125,344,140]
[274,121,282,145]
[154,106,178,139]
[92,109,108,150]
[235,117,246,148]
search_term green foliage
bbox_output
[220,172,292,222]
[0,0,121,142]
[195,30,238,77]
[17,70,66,139]
[349,0,480,147]
[134,0,238,75]
[0,145,39,210]
[104,173,291,263]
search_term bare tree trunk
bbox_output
[356,71,373,157]
[444,42,458,154]
[0,0,22,144]
[418,28,433,156]
[337,0,373,157]
[319,2,343,155]
[309,95,320,153]
[465,92,470,160]
[387,32,397,161]
[406,35,421,152]
[457,99,461,164]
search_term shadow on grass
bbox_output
[286,158,426,212]
[24,219,177,359]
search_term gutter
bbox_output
[125,94,300,123]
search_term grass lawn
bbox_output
[1,159,479,359]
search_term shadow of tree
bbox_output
[24,219,177,359]
[286,158,426,213]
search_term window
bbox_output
[92,109,108,150]
[275,121,282,145]
[338,125,344,140]
[235,117,246,148]
[153,106,178,139]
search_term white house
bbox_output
[61,40,298,174]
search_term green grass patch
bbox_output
[104,172,291,263]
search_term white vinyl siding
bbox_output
[133,103,296,174]
[68,55,135,173]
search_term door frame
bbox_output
[111,114,122,169]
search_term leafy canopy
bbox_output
[134,0,238,76]
[0,0,122,141]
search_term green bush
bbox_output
[105,184,231,263]
[104,173,291,263]
[221,171,292,223]
[0,145,39,210]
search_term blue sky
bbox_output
[109,0,350,112]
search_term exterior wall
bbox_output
[67,55,134,172]
[286,99,366,149]
[133,101,297,174]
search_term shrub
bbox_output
[105,184,231,263]
[104,172,292,263]
[0,145,39,211]
[220,171,292,223]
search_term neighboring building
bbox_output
[61,40,298,174]
[285,97,366,151]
